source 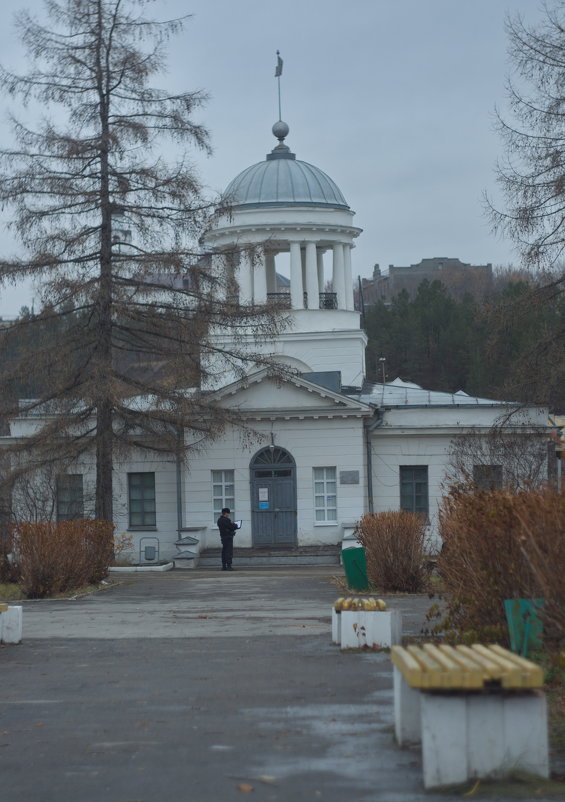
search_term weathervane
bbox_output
[275,50,283,121]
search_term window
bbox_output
[473,464,503,491]
[128,472,156,528]
[314,467,337,522]
[212,470,235,521]
[56,474,84,521]
[399,466,429,515]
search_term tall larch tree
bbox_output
[0,0,284,521]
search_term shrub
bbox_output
[436,485,565,645]
[355,510,430,592]
[112,531,135,565]
[0,530,20,584]
[11,519,114,599]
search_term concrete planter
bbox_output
[331,608,341,644]
[1,606,23,644]
[340,609,401,649]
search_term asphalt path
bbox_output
[0,568,562,802]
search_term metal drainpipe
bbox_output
[176,428,184,536]
[366,411,384,514]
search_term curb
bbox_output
[108,562,174,573]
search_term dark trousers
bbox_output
[221,535,234,567]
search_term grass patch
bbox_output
[0,578,121,601]
[0,583,24,601]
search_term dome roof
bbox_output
[223,121,349,210]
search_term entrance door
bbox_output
[250,447,297,547]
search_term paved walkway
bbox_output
[0,568,561,801]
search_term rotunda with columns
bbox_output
[203,121,367,389]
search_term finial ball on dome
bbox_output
[272,120,289,140]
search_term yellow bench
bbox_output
[391,643,543,690]
[390,643,548,789]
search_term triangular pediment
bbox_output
[212,369,372,418]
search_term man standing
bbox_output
[217,507,237,571]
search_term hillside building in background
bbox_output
[360,257,493,306]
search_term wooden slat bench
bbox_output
[391,644,548,789]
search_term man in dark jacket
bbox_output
[217,507,237,571]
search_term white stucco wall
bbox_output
[370,430,452,550]
[203,311,367,390]
[184,416,368,551]
[370,403,549,550]
[111,450,179,562]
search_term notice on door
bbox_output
[258,487,269,501]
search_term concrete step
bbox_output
[198,545,341,567]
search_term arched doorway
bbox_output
[250,447,297,547]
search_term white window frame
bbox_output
[313,466,337,524]
[212,470,235,521]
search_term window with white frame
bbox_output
[399,465,429,515]
[314,467,337,522]
[128,472,156,528]
[56,474,84,521]
[212,470,235,521]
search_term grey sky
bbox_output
[0,0,548,316]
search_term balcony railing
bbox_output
[267,292,292,308]
[266,291,338,310]
[319,292,337,309]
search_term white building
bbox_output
[3,121,548,563]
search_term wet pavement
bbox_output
[0,568,562,801]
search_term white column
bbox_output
[238,248,253,305]
[211,252,226,300]
[290,241,304,309]
[343,244,354,311]
[301,248,307,303]
[305,241,319,309]
[265,251,277,294]
[332,242,346,309]
[254,246,267,304]
[317,250,325,294]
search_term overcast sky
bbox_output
[0,0,549,316]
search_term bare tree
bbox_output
[489,4,565,272]
[484,3,565,410]
[0,0,284,522]
[446,420,549,492]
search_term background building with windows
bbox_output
[3,121,548,561]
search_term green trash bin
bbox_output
[342,546,369,592]
[504,598,544,657]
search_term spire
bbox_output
[268,51,294,160]
[275,50,283,121]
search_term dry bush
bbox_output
[513,489,565,647]
[0,544,20,584]
[11,519,114,598]
[355,511,429,592]
[436,485,565,645]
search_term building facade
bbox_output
[3,122,548,563]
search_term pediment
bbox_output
[213,369,372,418]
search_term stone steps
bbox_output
[198,544,341,567]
